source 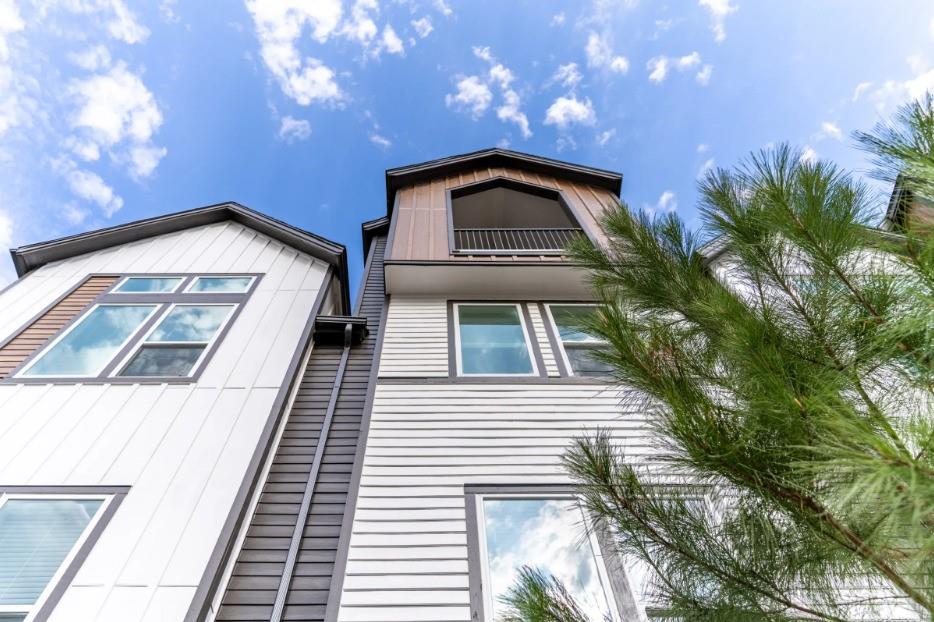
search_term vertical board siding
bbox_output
[216,236,387,622]
[388,167,617,262]
[0,275,117,377]
[337,383,650,622]
[0,220,330,622]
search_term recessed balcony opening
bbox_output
[450,180,585,253]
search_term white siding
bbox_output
[527,302,560,376]
[379,297,449,377]
[0,221,330,621]
[337,383,654,622]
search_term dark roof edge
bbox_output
[384,148,623,214]
[360,216,389,259]
[9,201,351,314]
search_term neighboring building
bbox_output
[884,177,934,233]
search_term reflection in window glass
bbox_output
[149,305,233,342]
[550,305,614,378]
[114,277,182,293]
[188,276,253,293]
[457,305,534,375]
[0,498,103,609]
[481,498,614,621]
[23,305,155,376]
[120,346,204,377]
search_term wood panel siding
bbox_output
[388,166,617,262]
[0,275,117,378]
[0,220,332,622]
[216,236,387,622]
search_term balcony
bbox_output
[452,227,583,253]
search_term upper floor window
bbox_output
[0,494,110,620]
[454,303,537,376]
[14,274,256,381]
[547,304,614,378]
[450,179,584,254]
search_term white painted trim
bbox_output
[0,493,113,622]
[17,303,160,378]
[453,302,539,377]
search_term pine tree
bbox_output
[501,97,934,621]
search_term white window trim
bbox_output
[16,303,160,379]
[545,303,610,377]
[112,302,237,378]
[474,492,625,622]
[453,302,539,377]
[0,493,114,621]
[183,275,256,294]
[112,276,184,294]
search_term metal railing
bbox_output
[453,227,583,253]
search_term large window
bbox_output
[0,495,111,621]
[15,274,256,381]
[547,304,614,378]
[454,304,537,376]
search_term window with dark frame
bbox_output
[14,274,257,382]
[454,303,538,376]
[547,304,614,378]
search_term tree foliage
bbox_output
[504,96,934,621]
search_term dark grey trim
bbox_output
[465,492,483,622]
[324,240,390,622]
[9,201,351,313]
[378,376,612,385]
[385,147,623,214]
[183,266,334,622]
[271,322,353,622]
[444,176,601,255]
[538,302,569,377]
[447,301,547,379]
[354,237,378,313]
[0,274,101,351]
[360,217,390,261]
[2,273,262,385]
[0,485,130,622]
[384,258,589,268]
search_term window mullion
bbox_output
[99,303,170,378]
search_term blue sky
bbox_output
[1,1,933,291]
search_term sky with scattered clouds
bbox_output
[1,0,933,289]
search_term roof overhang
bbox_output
[384,148,623,215]
[361,216,390,258]
[10,201,351,313]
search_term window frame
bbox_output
[0,488,127,622]
[465,484,645,622]
[6,273,261,384]
[545,303,612,378]
[452,302,541,377]
[183,275,256,294]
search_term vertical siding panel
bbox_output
[0,275,74,342]
[207,228,257,272]
[224,289,300,388]
[0,383,52,440]
[186,224,244,272]
[227,233,271,273]
[0,384,79,474]
[254,288,320,387]
[45,585,107,622]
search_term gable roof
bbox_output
[384,147,623,213]
[10,201,351,313]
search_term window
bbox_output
[0,495,109,620]
[455,304,536,376]
[547,304,614,378]
[13,274,256,381]
[472,494,621,621]
[113,277,182,293]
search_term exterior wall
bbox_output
[0,220,331,621]
[335,294,652,622]
[388,166,617,262]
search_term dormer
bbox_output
[382,148,622,297]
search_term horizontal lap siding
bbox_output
[217,236,387,622]
[379,297,448,377]
[337,383,654,622]
[0,221,330,622]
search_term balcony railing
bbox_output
[452,227,583,253]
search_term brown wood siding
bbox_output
[388,166,617,262]
[0,275,117,378]
[217,236,387,622]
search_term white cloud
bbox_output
[54,158,124,217]
[50,0,150,44]
[820,121,842,141]
[544,95,596,130]
[645,190,677,214]
[552,62,582,88]
[697,143,709,153]
[159,0,179,24]
[550,12,565,26]
[278,115,312,142]
[696,63,713,85]
[597,128,616,146]
[697,157,715,179]
[245,0,344,106]
[653,18,673,38]
[0,0,25,62]
[489,63,514,89]
[68,62,166,179]
[585,31,628,73]
[340,0,378,46]
[851,81,872,102]
[62,202,89,225]
[647,56,668,83]
[676,52,701,70]
[369,132,391,148]
[434,0,452,17]
[411,16,432,38]
[496,136,510,148]
[497,89,531,138]
[67,45,112,71]
[868,57,934,111]
[609,56,629,74]
[800,145,817,164]
[473,45,494,63]
[380,24,404,55]
[699,0,737,43]
[647,52,704,84]
[445,75,492,118]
